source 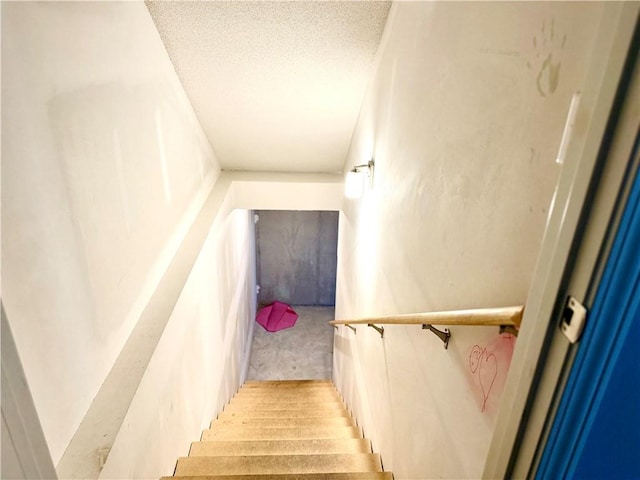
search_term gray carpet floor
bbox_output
[247,306,334,380]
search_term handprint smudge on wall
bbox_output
[527,17,566,97]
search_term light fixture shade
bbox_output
[345,170,365,199]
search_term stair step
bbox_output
[234,388,340,397]
[202,425,362,441]
[174,453,382,475]
[162,380,393,479]
[211,416,354,429]
[240,384,337,392]
[163,472,394,480]
[239,383,337,390]
[189,438,372,456]
[232,388,342,402]
[225,399,346,410]
[242,380,334,388]
[227,398,346,409]
[218,408,351,420]
[235,389,340,399]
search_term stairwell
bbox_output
[163,380,392,479]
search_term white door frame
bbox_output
[483,4,639,478]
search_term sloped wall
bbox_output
[2,1,219,466]
[333,2,604,478]
[99,202,256,479]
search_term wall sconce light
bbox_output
[345,160,375,199]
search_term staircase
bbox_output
[163,380,392,479]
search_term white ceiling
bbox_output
[146,1,391,173]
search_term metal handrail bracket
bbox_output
[422,324,451,349]
[367,323,384,338]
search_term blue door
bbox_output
[536,159,639,479]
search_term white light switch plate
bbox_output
[561,296,587,343]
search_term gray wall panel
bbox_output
[256,210,338,306]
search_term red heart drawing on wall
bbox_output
[479,352,498,412]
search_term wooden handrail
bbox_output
[329,305,524,328]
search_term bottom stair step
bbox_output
[163,474,393,480]
[174,453,382,476]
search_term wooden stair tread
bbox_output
[203,425,362,441]
[163,381,392,479]
[232,394,341,403]
[240,382,336,389]
[224,402,346,413]
[231,393,342,402]
[227,398,345,408]
[163,473,393,480]
[234,390,340,399]
[239,384,337,392]
[175,453,382,475]
[242,380,333,388]
[217,408,351,419]
[211,417,354,428]
[189,438,372,456]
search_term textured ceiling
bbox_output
[146,1,391,173]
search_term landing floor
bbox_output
[247,306,334,380]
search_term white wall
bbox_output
[2,1,219,465]
[333,2,604,478]
[99,201,256,479]
[228,171,343,211]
